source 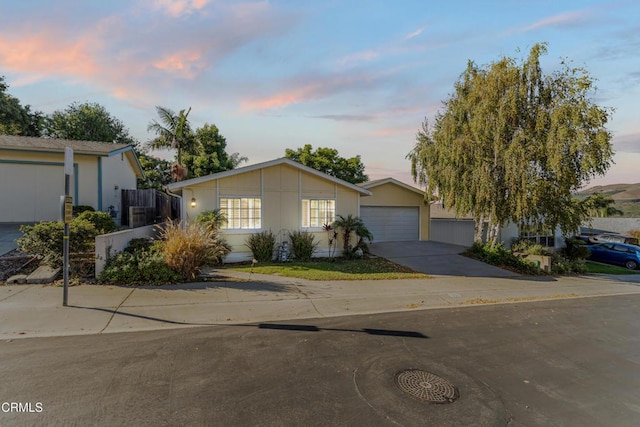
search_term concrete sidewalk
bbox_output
[1,270,640,339]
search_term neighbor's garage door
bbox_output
[360,206,419,242]
[0,163,64,222]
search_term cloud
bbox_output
[241,69,396,111]
[0,33,99,80]
[517,9,594,33]
[612,132,640,153]
[0,1,299,103]
[405,25,427,40]
[151,0,211,17]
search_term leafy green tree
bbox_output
[45,102,135,144]
[408,43,613,244]
[147,106,196,166]
[182,123,247,178]
[136,153,172,189]
[285,144,368,184]
[582,192,623,217]
[0,76,44,136]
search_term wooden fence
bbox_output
[121,189,180,227]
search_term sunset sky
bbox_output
[1,0,638,188]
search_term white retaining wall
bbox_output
[95,224,162,277]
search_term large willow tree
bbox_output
[408,43,613,243]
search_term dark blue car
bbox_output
[587,242,640,270]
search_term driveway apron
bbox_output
[0,223,23,256]
[369,240,519,277]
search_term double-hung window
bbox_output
[302,199,335,228]
[220,197,261,230]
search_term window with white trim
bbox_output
[220,197,262,229]
[519,224,555,247]
[302,199,335,228]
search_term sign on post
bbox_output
[62,147,73,307]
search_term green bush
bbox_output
[17,219,98,267]
[246,231,276,262]
[465,242,542,275]
[551,253,587,274]
[561,237,590,261]
[510,238,552,255]
[195,209,227,232]
[99,240,180,285]
[160,221,230,280]
[73,205,95,216]
[289,231,318,261]
[75,210,116,234]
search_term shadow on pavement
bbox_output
[68,305,429,339]
[113,280,296,293]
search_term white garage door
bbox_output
[360,206,419,242]
[0,163,65,222]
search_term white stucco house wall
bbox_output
[167,157,372,262]
[0,135,144,223]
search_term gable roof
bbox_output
[167,157,372,196]
[360,177,425,196]
[0,135,144,177]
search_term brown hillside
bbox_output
[579,183,640,200]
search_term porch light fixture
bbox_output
[190,197,197,208]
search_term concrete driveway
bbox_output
[369,240,519,277]
[0,223,23,256]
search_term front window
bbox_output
[519,224,555,247]
[220,197,261,229]
[302,199,335,228]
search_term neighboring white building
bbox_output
[430,202,566,248]
[0,135,144,223]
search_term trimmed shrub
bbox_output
[75,210,116,234]
[98,240,180,285]
[561,237,590,261]
[160,221,230,280]
[465,242,542,275]
[17,219,98,267]
[246,231,276,262]
[73,205,95,216]
[510,238,552,256]
[551,253,587,274]
[289,231,318,261]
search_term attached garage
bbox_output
[0,135,144,224]
[0,162,66,222]
[360,206,419,242]
[359,178,429,242]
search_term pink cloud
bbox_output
[242,83,323,110]
[0,34,99,79]
[520,9,592,32]
[153,50,205,78]
[152,0,211,17]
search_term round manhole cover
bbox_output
[395,369,459,403]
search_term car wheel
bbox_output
[624,260,638,270]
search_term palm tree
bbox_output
[332,214,373,255]
[147,106,195,167]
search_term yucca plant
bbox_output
[246,231,276,262]
[159,221,230,280]
[289,230,318,261]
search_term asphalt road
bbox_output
[1,294,639,426]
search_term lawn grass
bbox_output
[585,261,640,275]
[223,257,429,280]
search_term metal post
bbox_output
[63,173,70,307]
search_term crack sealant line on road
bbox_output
[98,285,138,334]
[292,281,324,317]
